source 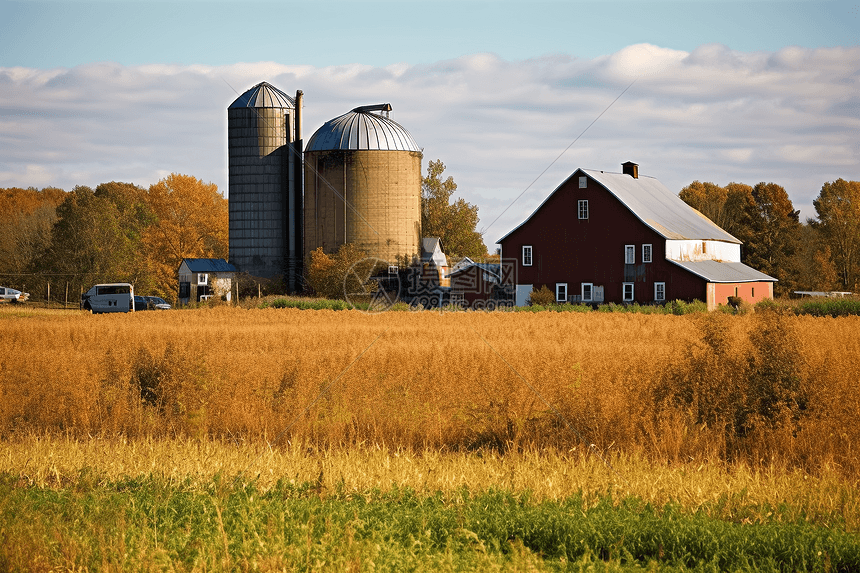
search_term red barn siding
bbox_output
[450,266,497,308]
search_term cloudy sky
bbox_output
[1,0,858,245]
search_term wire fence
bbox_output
[0,273,94,309]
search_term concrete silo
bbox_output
[228,82,303,290]
[303,104,422,266]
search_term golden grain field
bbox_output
[1,306,859,477]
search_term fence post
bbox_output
[65,282,69,309]
[47,282,50,309]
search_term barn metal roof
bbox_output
[181,258,237,273]
[498,168,741,244]
[447,262,501,279]
[583,169,740,242]
[668,260,776,283]
[229,82,295,109]
[305,105,420,152]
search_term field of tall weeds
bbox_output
[1,305,858,477]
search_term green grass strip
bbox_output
[1,475,856,572]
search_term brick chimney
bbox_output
[622,161,639,179]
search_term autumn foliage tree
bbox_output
[736,182,803,296]
[305,243,377,300]
[680,180,802,296]
[143,174,228,301]
[811,179,860,291]
[1,176,227,303]
[0,187,64,277]
[794,224,840,292]
[39,185,138,287]
[95,181,156,292]
[421,160,486,259]
[679,181,752,238]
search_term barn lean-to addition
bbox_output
[498,163,776,310]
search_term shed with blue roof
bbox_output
[177,258,237,305]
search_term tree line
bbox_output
[3,168,855,305]
[0,160,485,306]
[0,174,228,304]
[679,178,860,297]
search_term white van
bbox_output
[81,283,135,314]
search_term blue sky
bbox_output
[2,1,856,68]
[1,1,858,245]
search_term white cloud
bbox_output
[1,44,858,244]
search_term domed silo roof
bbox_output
[229,81,295,109]
[306,104,420,152]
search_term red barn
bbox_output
[498,163,776,310]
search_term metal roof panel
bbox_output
[229,82,295,109]
[583,169,740,243]
[182,258,237,273]
[669,260,776,283]
[448,262,501,278]
[306,105,420,152]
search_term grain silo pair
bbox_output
[227,81,422,292]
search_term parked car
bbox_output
[144,296,171,310]
[134,295,149,312]
[0,286,30,303]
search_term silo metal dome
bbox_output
[228,81,304,290]
[304,104,422,266]
[306,104,420,152]
[229,81,295,109]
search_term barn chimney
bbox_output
[622,161,639,179]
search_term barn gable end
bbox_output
[498,165,776,309]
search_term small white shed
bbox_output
[177,258,237,305]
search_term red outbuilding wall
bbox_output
[450,266,497,308]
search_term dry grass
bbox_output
[3,434,858,531]
[1,305,859,477]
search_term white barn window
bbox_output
[581,283,593,302]
[579,176,587,188]
[625,245,635,264]
[556,283,567,303]
[654,282,665,301]
[623,283,634,301]
[578,200,589,220]
[522,245,533,266]
[642,244,652,263]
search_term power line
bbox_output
[480,78,638,238]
